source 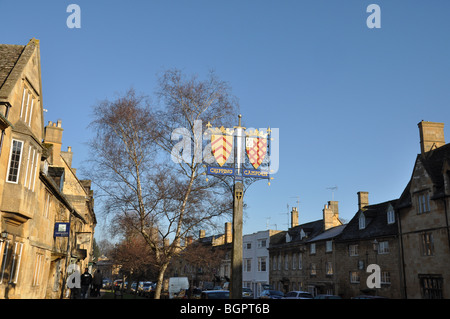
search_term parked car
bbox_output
[102,279,112,289]
[139,281,154,297]
[284,291,314,299]
[242,287,254,299]
[201,290,230,299]
[113,279,123,290]
[259,290,285,299]
[314,294,342,299]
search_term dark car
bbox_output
[352,295,389,299]
[201,290,230,299]
[259,290,284,299]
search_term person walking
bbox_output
[80,268,93,299]
[93,269,103,297]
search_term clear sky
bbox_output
[2,1,450,239]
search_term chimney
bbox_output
[225,222,232,244]
[358,191,369,210]
[44,119,63,165]
[61,146,73,168]
[418,121,445,155]
[199,229,205,239]
[323,201,340,231]
[291,207,299,228]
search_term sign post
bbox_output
[205,114,272,299]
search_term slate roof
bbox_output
[0,44,25,90]
[0,39,40,101]
[269,219,325,248]
[337,200,398,242]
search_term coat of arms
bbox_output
[210,126,234,167]
[245,129,268,169]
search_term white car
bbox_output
[283,291,313,299]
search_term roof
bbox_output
[0,44,25,90]
[307,224,346,242]
[397,143,450,208]
[337,200,398,242]
[0,39,40,101]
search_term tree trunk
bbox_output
[154,261,169,299]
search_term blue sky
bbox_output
[2,1,450,239]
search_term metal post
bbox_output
[230,181,244,299]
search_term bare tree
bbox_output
[87,69,239,299]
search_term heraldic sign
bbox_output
[205,115,272,184]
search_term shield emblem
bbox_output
[211,134,233,166]
[246,137,267,169]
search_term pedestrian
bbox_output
[93,269,103,297]
[80,268,93,299]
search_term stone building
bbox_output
[335,192,403,299]
[0,38,96,299]
[268,202,343,295]
[396,121,450,299]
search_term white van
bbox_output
[168,277,189,299]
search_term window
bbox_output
[421,232,434,256]
[298,253,303,270]
[258,239,267,248]
[20,86,36,127]
[326,240,333,252]
[349,244,359,256]
[326,262,333,276]
[417,193,431,214]
[258,257,267,272]
[277,254,281,270]
[33,253,44,286]
[284,254,289,270]
[310,243,316,255]
[0,240,9,283]
[420,275,443,299]
[24,146,39,191]
[387,207,395,224]
[350,271,360,283]
[310,263,316,276]
[244,259,251,272]
[378,241,389,254]
[7,139,24,183]
[245,242,251,249]
[359,213,366,230]
[325,261,333,276]
[257,238,265,248]
[44,191,52,218]
[292,253,297,270]
[9,242,23,284]
[381,271,391,285]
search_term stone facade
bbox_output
[0,39,96,299]
[396,121,450,299]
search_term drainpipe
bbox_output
[397,207,408,299]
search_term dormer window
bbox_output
[359,213,366,230]
[387,206,395,224]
